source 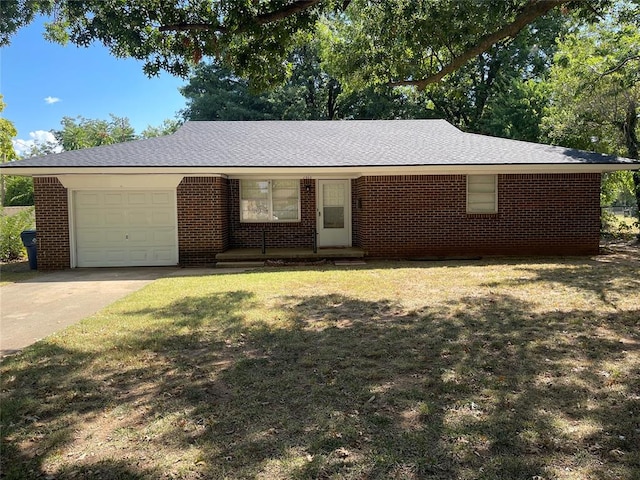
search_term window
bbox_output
[240,179,300,222]
[467,175,497,213]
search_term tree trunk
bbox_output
[326,78,340,120]
[621,99,640,237]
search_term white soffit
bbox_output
[57,174,185,190]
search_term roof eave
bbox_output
[0,162,637,178]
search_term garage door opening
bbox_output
[74,190,178,267]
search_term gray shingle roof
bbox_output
[3,119,638,169]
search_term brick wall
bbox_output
[33,177,70,270]
[228,179,317,249]
[177,176,229,266]
[354,173,601,257]
[31,173,603,270]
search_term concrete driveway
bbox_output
[0,267,180,358]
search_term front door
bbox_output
[317,180,351,247]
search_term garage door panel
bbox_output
[152,192,172,205]
[152,248,177,263]
[127,210,149,225]
[105,211,126,226]
[127,192,148,205]
[76,192,101,206]
[104,193,125,205]
[77,249,104,266]
[76,211,101,226]
[151,229,177,244]
[127,229,175,244]
[129,249,150,262]
[75,190,178,267]
[77,229,127,245]
[105,249,128,263]
[151,210,174,225]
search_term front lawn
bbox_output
[0,261,39,286]
[1,253,639,479]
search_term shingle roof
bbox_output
[3,119,638,169]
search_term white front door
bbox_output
[74,190,178,267]
[317,180,351,247]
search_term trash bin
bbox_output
[20,230,37,270]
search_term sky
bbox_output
[1,17,188,156]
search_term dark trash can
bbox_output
[20,230,37,270]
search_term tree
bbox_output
[318,0,610,91]
[420,13,565,140]
[1,95,19,206]
[1,1,613,90]
[54,115,137,151]
[141,119,183,138]
[180,54,435,122]
[542,15,640,224]
[181,62,286,121]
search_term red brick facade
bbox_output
[33,177,71,271]
[31,173,602,270]
[353,173,601,257]
[177,176,229,266]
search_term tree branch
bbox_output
[158,0,323,34]
[389,0,569,89]
[599,55,640,77]
[158,23,218,33]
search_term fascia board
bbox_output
[1,163,638,177]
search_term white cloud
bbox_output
[44,96,61,104]
[12,130,62,158]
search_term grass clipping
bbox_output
[1,253,640,479]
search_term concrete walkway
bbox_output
[0,267,180,358]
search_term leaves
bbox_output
[1,0,616,90]
[0,96,18,163]
[542,11,640,218]
[53,115,136,151]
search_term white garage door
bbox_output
[74,190,178,267]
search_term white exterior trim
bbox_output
[58,174,184,190]
[2,162,637,177]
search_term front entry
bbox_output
[317,179,351,247]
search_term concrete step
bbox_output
[215,261,265,268]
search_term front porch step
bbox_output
[215,247,365,262]
[215,261,265,268]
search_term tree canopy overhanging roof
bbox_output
[0,0,617,90]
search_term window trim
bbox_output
[466,174,498,214]
[240,179,301,223]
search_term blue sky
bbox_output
[1,17,187,155]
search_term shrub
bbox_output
[0,207,35,262]
[4,176,34,206]
[601,210,640,240]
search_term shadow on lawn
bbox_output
[1,267,639,479]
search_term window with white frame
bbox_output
[240,179,300,222]
[467,175,497,213]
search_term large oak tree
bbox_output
[1,0,613,89]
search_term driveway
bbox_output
[0,267,180,358]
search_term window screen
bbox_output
[467,175,497,213]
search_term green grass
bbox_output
[1,255,639,479]
[0,260,39,286]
